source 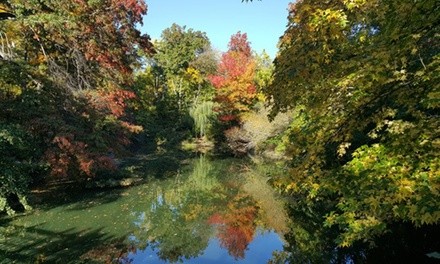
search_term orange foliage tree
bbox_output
[209,32,257,122]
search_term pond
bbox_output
[0,155,289,263]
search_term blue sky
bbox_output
[141,0,292,59]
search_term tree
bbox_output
[189,100,216,138]
[155,23,211,77]
[209,32,257,122]
[267,0,439,249]
[0,0,153,214]
[254,50,274,98]
[153,24,213,106]
[130,24,218,149]
[7,0,153,85]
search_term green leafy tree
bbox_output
[153,24,213,109]
[189,100,216,138]
[254,50,274,94]
[267,0,439,249]
[130,24,217,149]
[155,23,211,76]
[0,123,35,214]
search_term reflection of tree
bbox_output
[209,194,259,260]
[130,155,223,262]
[140,192,214,263]
[126,156,268,262]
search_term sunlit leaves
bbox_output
[154,23,211,77]
[209,32,257,122]
[0,0,154,213]
[267,0,440,249]
[7,0,153,83]
[254,50,274,94]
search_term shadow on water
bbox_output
[0,224,125,263]
[0,153,195,263]
[279,204,440,264]
[361,222,440,264]
[29,186,125,213]
[28,151,192,212]
[120,152,188,179]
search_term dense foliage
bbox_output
[129,23,217,149]
[0,0,152,214]
[2,0,438,261]
[209,32,257,122]
[266,0,439,253]
[0,5,265,206]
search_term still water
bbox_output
[0,155,288,263]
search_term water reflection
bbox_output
[208,194,258,260]
[1,155,285,263]
[128,230,283,264]
[126,155,284,263]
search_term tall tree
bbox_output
[155,23,211,76]
[266,0,439,250]
[254,50,274,96]
[4,0,153,87]
[209,32,257,122]
[129,24,216,148]
[153,24,213,109]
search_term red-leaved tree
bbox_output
[2,0,152,180]
[209,32,257,122]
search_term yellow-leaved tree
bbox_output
[265,0,439,261]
